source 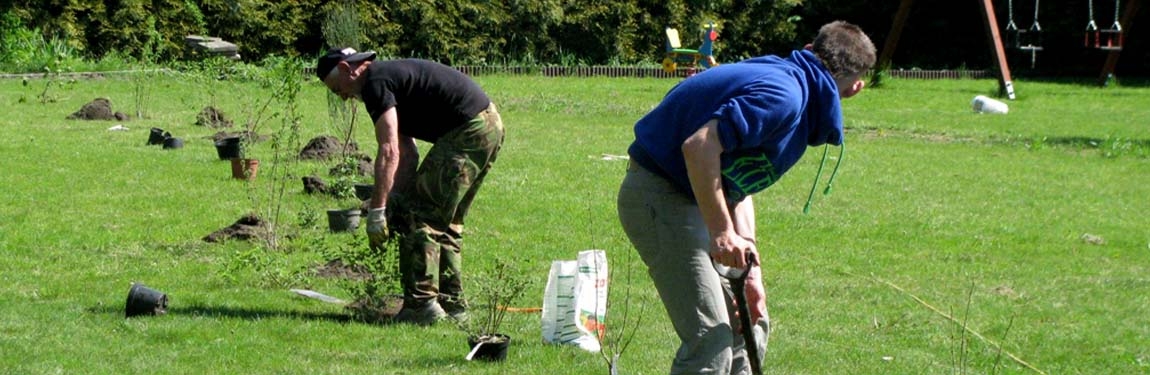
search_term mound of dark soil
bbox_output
[67,98,129,121]
[203,213,270,243]
[299,135,359,161]
[195,106,234,128]
[302,175,329,195]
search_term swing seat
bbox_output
[1015,29,1043,50]
[1005,21,1022,49]
[1099,28,1124,50]
[1006,28,1043,54]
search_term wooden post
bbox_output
[978,0,1015,99]
[1098,0,1142,86]
[873,0,916,82]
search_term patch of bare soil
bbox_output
[852,127,975,144]
[66,98,129,120]
[195,106,234,128]
[202,213,270,243]
[299,135,359,161]
[345,294,404,324]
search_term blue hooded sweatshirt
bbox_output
[628,49,844,202]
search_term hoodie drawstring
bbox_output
[802,140,845,214]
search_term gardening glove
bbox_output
[366,207,388,251]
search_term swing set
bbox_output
[1003,0,1133,53]
[875,0,1142,97]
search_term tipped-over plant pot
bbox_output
[162,137,184,150]
[125,283,168,318]
[214,136,242,160]
[327,208,362,232]
[147,128,170,146]
[230,158,259,181]
[466,334,511,361]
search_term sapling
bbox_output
[241,57,306,250]
[330,234,404,323]
[458,258,533,344]
[597,250,646,375]
[581,202,647,374]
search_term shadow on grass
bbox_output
[170,304,354,323]
[386,353,495,370]
[1037,136,1150,149]
[86,303,354,323]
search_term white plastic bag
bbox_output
[541,249,608,352]
[971,95,1009,114]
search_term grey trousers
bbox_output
[617,161,768,375]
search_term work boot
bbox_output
[439,295,468,322]
[392,300,448,326]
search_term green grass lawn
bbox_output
[0,71,1147,374]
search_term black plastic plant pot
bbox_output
[125,283,168,318]
[214,137,242,160]
[354,183,374,201]
[467,334,511,362]
[162,137,184,150]
[326,209,362,232]
[147,128,169,146]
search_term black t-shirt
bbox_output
[360,59,490,142]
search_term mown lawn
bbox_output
[0,70,1147,374]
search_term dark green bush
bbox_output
[3,0,800,68]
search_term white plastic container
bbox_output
[971,95,1009,114]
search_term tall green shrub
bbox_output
[0,10,39,70]
[716,0,802,59]
[549,0,643,64]
[7,0,802,66]
[321,0,362,50]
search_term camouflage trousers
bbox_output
[393,102,503,306]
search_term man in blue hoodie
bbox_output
[617,21,875,374]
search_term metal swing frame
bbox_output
[876,0,1141,91]
[873,0,1018,99]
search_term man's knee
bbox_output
[672,328,734,374]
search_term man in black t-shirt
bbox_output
[317,48,504,325]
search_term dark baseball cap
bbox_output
[316,47,377,80]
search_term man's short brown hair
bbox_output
[811,21,876,82]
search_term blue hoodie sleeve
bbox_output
[710,78,803,151]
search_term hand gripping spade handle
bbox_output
[713,252,763,375]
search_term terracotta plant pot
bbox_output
[230,158,259,180]
[466,334,511,361]
[125,283,168,318]
[326,208,362,232]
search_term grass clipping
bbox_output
[858,272,1047,375]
